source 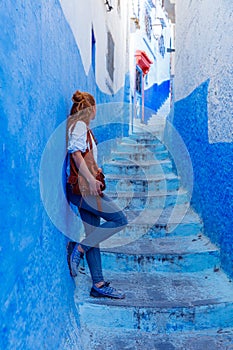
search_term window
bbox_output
[145,8,152,41]
[107,31,114,81]
[159,35,165,58]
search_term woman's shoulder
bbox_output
[73,120,87,129]
[70,120,87,134]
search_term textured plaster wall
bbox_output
[173,0,233,277]
[0,1,128,349]
[175,0,233,144]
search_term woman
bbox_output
[66,90,128,299]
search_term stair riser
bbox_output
[109,193,188,210]
[132,132,164,143]
[105,178,180,193]
[116,144,166,153]
[80,326,233,350]
[101,251,220,274]
[133,126,163,135]
[146,222,203,238]
[111,151,169,162]
[103,163,173,176]
[147,223,203,238]
[78,302,233,334]
[129,136,162,145]
[105,222,203,243]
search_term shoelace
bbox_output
[97,285,119,295]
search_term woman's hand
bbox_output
[72,152,103,196]
[88,177,103,196]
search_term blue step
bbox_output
[103,159,173,176]
[124,133,160,142]
[100,206,203,246]
[116,142,166,153]
[80,326,233,350]
[105,173,180,192]
[75,269,233,334]
[129,133,162,144]
[100,234,220,273]
[105,189,189,210]
[111,149,169,162]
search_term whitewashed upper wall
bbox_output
[59,0,129,95]
[175,0,233,143]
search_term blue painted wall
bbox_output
[171,80,233,278]
[144,80,170,123]
[0,1,128,348]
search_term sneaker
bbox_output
[66,241,84,277]
[90,284,125,299]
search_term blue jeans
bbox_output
[67,186,128,284]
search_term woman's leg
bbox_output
[86,248,104,285]
[66,187,104,284]
[67,189,126,298]
[78,194,128,248]
[67,188,128,285]
[78,207,104,285]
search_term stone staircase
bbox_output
[74,131,233,350]
[134,97,171,138]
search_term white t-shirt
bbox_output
[67,121,97,175]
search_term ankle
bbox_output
[95,281,105,288]
[77,245,85,254]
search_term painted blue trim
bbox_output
[143,38,157,61]
[172,80,233,278]
[146,0,156,8]
[91,27,96,76]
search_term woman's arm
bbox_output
[72,151,103,196]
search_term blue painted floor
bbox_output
[73,131,233,350]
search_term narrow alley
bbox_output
[1,0,232,349]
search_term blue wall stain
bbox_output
[144,80,170,123]
[172,80,233,278]
[0,1,129,348]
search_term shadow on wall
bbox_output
[170,80,233,278]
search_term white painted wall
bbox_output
[59,0,171,101]
[59,0,129,95]
[175,0,233,143]
[129,0,171,94]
